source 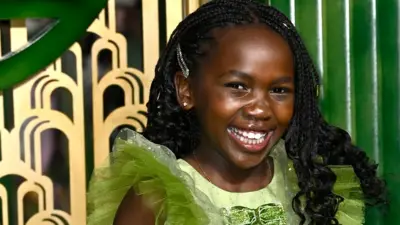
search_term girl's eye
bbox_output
[270,87,289,94]
[225,83,247,90]
[270,87,292,101]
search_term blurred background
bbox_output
[0,0,399,224]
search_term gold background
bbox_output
[0,0,207,224]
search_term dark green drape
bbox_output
[268,0,399,224]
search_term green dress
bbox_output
[87,128,365,225]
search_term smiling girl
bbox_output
[87,0,385,224]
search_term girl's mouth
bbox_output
[227,127,274,152]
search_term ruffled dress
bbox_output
[87,128,365,225]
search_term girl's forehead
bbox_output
[208,25,292,58]
[201,25,293,70]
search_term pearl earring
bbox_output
[183,102,187,107]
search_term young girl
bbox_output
[87,0,386,224]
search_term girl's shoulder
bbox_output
[87,128,223,225]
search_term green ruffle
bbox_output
[87,128,365,225]
[331,166,365,224]
[284,160,365,224]
[87,128,223,225]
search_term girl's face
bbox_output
[176,25,294,169]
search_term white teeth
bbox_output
[228,127,269,145]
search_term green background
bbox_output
[268,0,400,224]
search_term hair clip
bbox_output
[316,85,320,97]
[177,43,190,78]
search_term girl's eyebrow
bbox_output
[270,76,293,86]
[219,70,293,85]
[219,69,252,78]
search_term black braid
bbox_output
[142,0,386,224]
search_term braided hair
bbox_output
[142,0,386,224]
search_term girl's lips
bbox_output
[227,127,274,152]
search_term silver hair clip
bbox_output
[177,43,190,78]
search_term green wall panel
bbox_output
[270,0,400,224]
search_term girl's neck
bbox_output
[184,147,274,193]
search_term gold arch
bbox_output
[0,0,206,224]
[0,184,9,225]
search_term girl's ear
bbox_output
[174,71,194,110]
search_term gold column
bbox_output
[187,0,201,15]
[10,20,29,123]
[166,0,184,40]
[142,0,160,101]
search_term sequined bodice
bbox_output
[177,159,287,225]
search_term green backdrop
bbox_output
[0,0,398,224]
[269,0,400,224]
